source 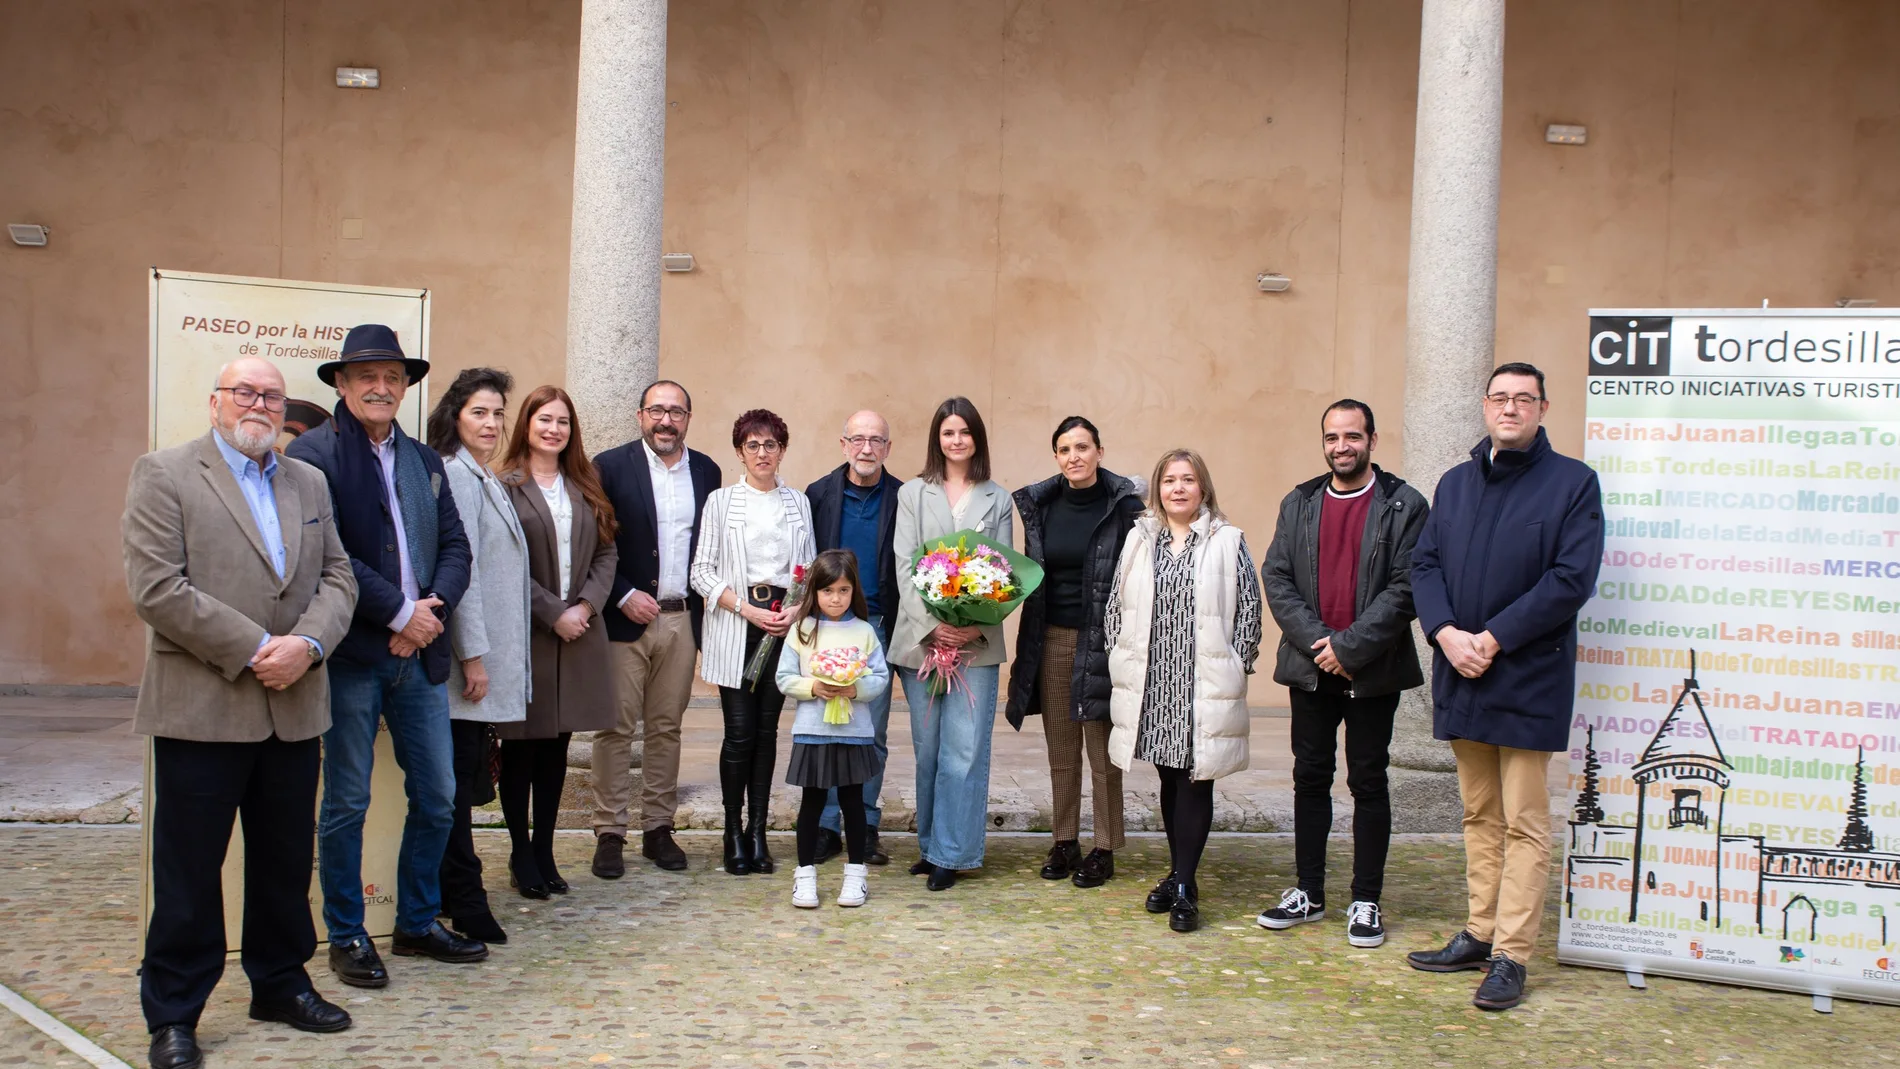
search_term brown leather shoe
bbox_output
[592,833,626,879]
[643,826,689,871]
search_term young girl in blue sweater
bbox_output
[775,549,891,908]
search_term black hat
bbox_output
[317,324,431,386]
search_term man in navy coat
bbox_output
[1403,362,1603,1012]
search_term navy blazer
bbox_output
[594,441,722,645]
[1411,428,1603,752]
[805,464,903,620]
[285,419,472,685]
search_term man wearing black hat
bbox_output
[287,324,482,989]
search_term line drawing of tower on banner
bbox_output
[1564,651,1900,948]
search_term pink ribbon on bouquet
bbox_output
[917,642,970,711]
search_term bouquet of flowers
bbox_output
[742,563,807,691]
[808,644,871,724]
[906,531,1043,697]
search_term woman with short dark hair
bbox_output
[691,408,817,875]
[889,396,1015,891]
[425,368,529,943]
[1007,416,1144,889]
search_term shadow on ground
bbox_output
[0,827,1883,1067]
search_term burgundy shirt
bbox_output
[1317,482,1374,632]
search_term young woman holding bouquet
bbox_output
[890,396,1016,891]
[775,549,891,908]
[497,386,622,899]
[1105,448,1264,933]
[1007,416,1144,889]
[690,409,817,875]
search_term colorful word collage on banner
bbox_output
[1561,308,1900,1006]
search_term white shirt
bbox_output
[637,440,694,603]
[742,482,794,586]
[539,472,573,600]
[371,432,421,631]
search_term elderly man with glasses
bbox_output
[1405,362,1603,1011]
[803,411,904,865]
[589,381,724,877]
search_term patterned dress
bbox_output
[1108,529,1263,771]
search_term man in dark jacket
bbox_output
[589,380,722,876]
[286,325,482,989]
[1258,399,1427,950]
[1404,362,1603,1012]
[805,410,903,865]
[1006,417,1145,889]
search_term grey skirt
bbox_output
[785,742,880,789]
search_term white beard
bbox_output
[219,416,277,458]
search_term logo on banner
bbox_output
[1589,315,1673,377]
[1779,946,1805,964]
[363,882,394,905]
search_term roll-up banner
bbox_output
[142,269,430,949]
[1560,307,1900,1006]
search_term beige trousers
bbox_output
[1450,739,1553,965]
[592,611,697,836]
[1041,626,1125,850]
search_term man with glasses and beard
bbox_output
[589,381,723,876]
[125,358,358,1069]
[803,411,904,866]
[1404,362,1602,1011]
[1258,399,1428,951]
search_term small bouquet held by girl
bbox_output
[906,531,1043,698]
[775,549,891,910]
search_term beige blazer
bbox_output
[122,431,357,742]
[888,477,1015,669]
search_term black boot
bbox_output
[746,806,775,874]
[722,807,750,876]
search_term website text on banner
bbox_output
[1562,308,1900,1008]
[142,269,430,950]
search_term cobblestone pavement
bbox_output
[1,827,1888,1068]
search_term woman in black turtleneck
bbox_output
[1006,417,1145,889]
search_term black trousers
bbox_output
[142,734,320,1032]
[439,720,493,919]
[718,624,787,817]
[1289,684,1400,904]
[1156,764,1214,896]
[499,733,571,884]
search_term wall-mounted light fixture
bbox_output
[7,224,48,247]
[661,253,695,273]
[336,67,379,89]
[1545,123,1587,145]
[1256,272,1290,293]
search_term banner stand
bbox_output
[1560,306,1900,1009]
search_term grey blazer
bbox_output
[122,431,357,742]
[888,477,1015,670]
[443,447,531,723]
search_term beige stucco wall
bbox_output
[3,0,1897,685]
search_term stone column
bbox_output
[563,0,669,450]
[1391,0,1506,831]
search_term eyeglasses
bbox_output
[641,405,691,422]
[843,436,890,450]
[1483,392,1543,411]
[216,386,288,412]
[742,440,783,455]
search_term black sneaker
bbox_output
[1256,887,1325,929]
[1346,900,1385,948]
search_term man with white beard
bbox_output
[123,357,359,1068]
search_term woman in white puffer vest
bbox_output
[1105,448,1264,933]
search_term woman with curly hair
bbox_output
[691,408,817,874]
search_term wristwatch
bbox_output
[300,637,322,662]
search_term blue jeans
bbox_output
[822,615,892,834]
[900,663,999,870]
[318,656,456,941]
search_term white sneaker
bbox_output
[838,863,868,907]
[792,865,820,908]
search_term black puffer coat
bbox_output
[1005,469,1144,728]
